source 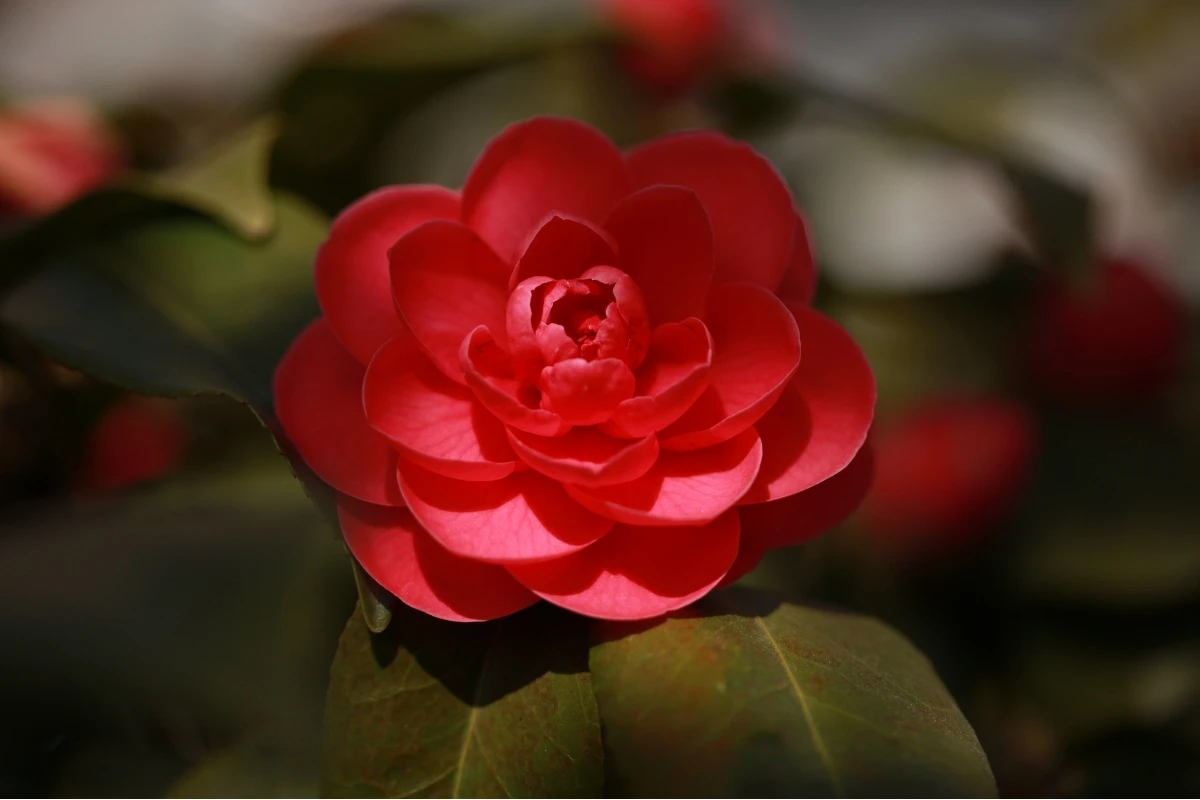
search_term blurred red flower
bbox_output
[275,116,874,622]
[601,0,786,95]
[0,99,120,216]
[861,397,1035,551]
[1024,258,1186,407]
[76,396,188,494]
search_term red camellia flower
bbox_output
[601,0,786,95]
[1024,257,1186,407]
[861,396,1035,552]
[274,117,875,622]
[76,396,189,493]
[0,100,120,217]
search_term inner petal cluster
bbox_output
[509,266,651,427]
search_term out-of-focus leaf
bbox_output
[1012,516,1200,609]
[0,116,283,296]
[310,10,609,73]
[822,284,1023,420]
[272,11,637,213]
[322,603,603,798]
[1009,414,1200,609]
[1014,632,1200,741]
[590,589,996,797]
[999,164,1095,283]
[0,464,339,728]
[167,744,318,798]
[0,193,324,411]
[0,119,396,629]
[374,50,640,190]
[791,60,1098,282]
[131,117,280,240]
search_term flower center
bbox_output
[542,280,615,361]
[506,266,652,409]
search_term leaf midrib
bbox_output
[755,616,844,797]
[450,625,509,798]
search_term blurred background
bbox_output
[0,0,1198,795]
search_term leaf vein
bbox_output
[755,617,844,797]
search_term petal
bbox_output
[565,427,762,526]
[776,213,817,304]
[716,528,768,589]
[603,318,713,438]
[462,117,632,266]
[507,427,659,487]
[506,276,556,383]
[579,265,652,369]
[273,319,404,505]
[658,283,800,451]
[510,214,621,289]
[739,305,875,503]
[338,496,536,623]
[398,459,614,564]
[460,326,571,437]
[539,357,636,426]
[391,220,510,383]
[364,332,521,482]
[604,185,714,324]
[738,443,875,551]
[626,131,794,291]
[315,186,460,365]
[507,509,740,620]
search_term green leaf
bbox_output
[0,117,282,297]
[349,557,395,634]
[1008,414,1200,609]
[303,10,609,73]
[0,192,325,411]
[789,62,1098,281]
[322,603,604,798]
[0,188,396,624]
[132,117,281,240]
[167,745,319,798]
[590,589,996,797]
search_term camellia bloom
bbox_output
[861,396,1034,553]
[275,117,875,622]
[76,396,188,493]
[0,99,120,216]
[601,0,786,95]
[1024,257,1186,407]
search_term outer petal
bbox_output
[603,318,713,438]
[398,459,614,564]
[510,214,620,289]
[364,332,521,482]
[739,305,875,503]
[462,117,632,265]
[716,527,769,589]
[273,319,404,506]
[507,509,740,620]
[315,186,460,365]
[738,443,875,551]
[626,131,794,291]
[460,326,571,437]
[539,357,636,426]
[658,283,801,451]
[391,220,510,383]
[565,428,762,526]
[604,185,714,324]
[338,496,536,623]
[507,427,659,487]
[776,213,817,304]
